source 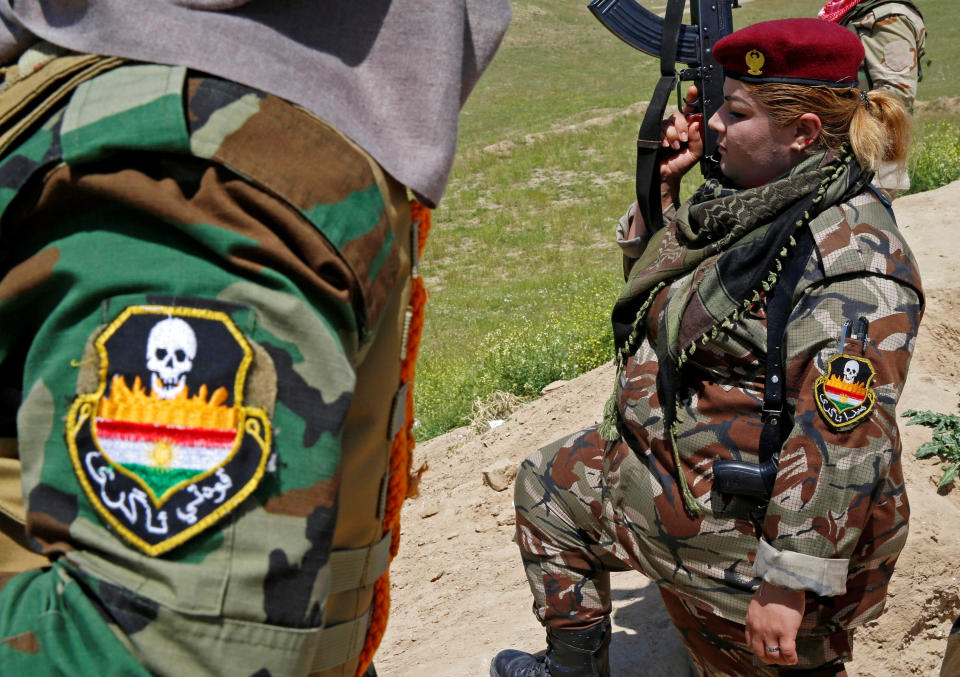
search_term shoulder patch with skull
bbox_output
[813,353,877,432]
[65,303,272,556]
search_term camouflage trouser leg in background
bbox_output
[513,427,852,676]
[514,427,632,631]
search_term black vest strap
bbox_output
[710,226,816,500]
[757,227,816,465]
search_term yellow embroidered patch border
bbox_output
[66,304,271,556]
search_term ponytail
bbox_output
[849,89,911,171]
[744,82,913,173]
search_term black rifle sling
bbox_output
[758,226,816,464]
[635,0,686,233]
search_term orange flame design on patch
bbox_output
[98,375,235,430]
[824,374,868,396]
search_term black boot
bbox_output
[489,618,611,677]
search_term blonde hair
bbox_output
[743,82,912,173]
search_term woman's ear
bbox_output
[793,113,823,150]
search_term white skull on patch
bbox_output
[146,318,197,399]
[842,359,859,384]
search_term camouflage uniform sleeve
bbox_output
[615,202,676,280]
[851,4,925,109]
[755,272,921,596]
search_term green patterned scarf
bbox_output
[600,147,869,512]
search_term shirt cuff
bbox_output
[615,203,647,258]
[754,539,849,596]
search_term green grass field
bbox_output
[413,0,960,439]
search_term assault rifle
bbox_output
[591,1,802,503]
[588,0,739,233]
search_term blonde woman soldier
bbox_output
[492,17,921,677]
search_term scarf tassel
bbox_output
[671,418,705,514]
[599,389,621,441]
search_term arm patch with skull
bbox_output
[65,302,272,556]
[813,353,878,431]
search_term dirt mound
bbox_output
[376,181,960,676]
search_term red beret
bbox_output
[713,18,864,87]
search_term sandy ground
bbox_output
[375,180,960,676]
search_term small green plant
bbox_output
[477,278,616,398]
[906,121,960,196]
[903,405,960,487]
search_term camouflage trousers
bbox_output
[941,615,960,677]
[0,59,411,676]
[514,427,853,675]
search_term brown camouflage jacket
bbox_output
[614,188,923,627]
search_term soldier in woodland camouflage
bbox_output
[0,3,509,676]
[492,18,922,677]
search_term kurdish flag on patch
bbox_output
[94,376,239,500]
[822,375,868,411]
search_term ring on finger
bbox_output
[765,646,780,653]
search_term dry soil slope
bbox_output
[376,180,960,677]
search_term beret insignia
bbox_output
[814,353,877,431]
[714,19,863,86]
[745,49,765,76]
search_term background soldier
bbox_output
[820,0,927,198]
[0,2,509,675]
